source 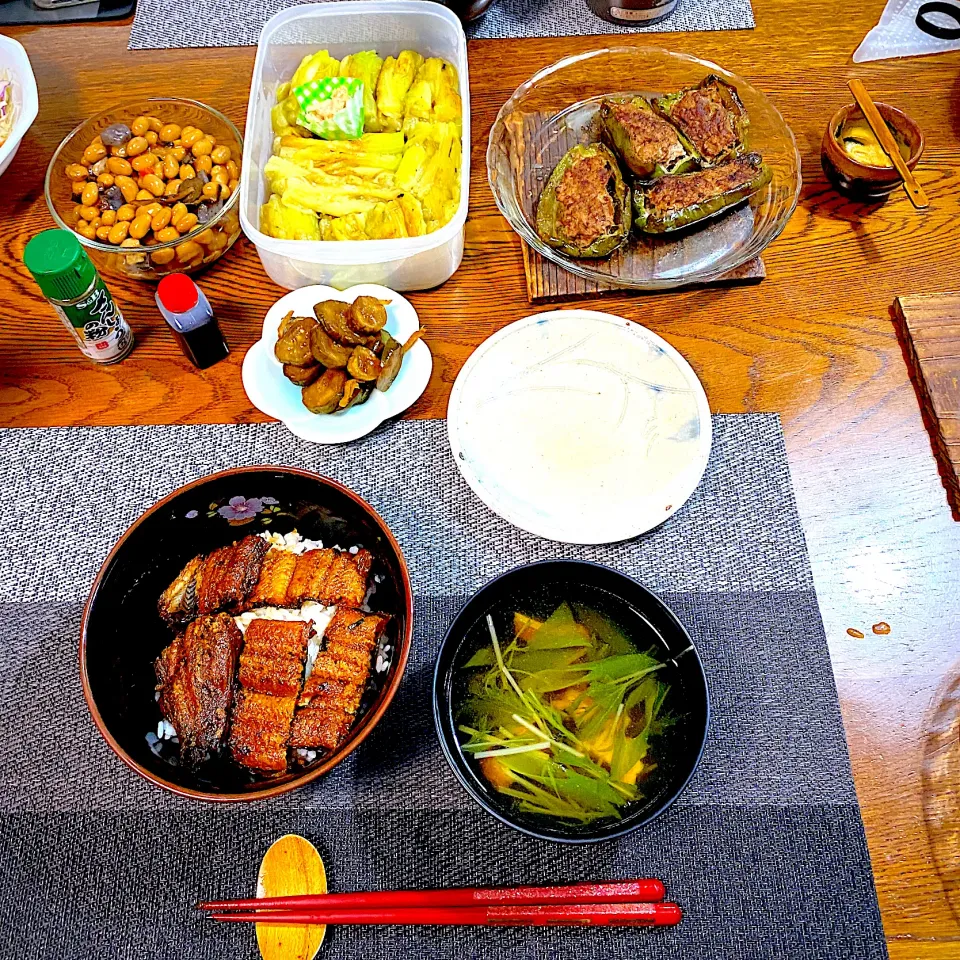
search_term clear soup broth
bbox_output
[453,583,691,829]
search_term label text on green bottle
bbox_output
[54,276,133,363]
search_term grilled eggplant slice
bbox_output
[302,368,348,414]
[345,296,388,335]
[315,300,374,348]
[633,153,771,234]
[376,344,402,392]
[283,362,321,386]
[653,75,748,166]
[535,143,631,259]
[274,317,318,366]
[599,96,697,179]
[309,325,353,369]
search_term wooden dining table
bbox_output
[2,1,959,956]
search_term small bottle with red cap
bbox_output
[155,274,229,369]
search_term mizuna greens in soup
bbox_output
[457,601,675,824]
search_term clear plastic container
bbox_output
[240,1,470,292]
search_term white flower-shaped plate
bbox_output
[242,283,432,444]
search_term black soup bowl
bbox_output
[81,466,412,802]
[433,560,709,843]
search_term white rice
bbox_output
[233,600,336,637]
[258,529,324,554]
[157,719,177,741]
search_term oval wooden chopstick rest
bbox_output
[256,834,327,960]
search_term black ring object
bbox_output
[916,1,960,40]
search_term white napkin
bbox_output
[855,0,960,62]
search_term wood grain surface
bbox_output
[256,834,327,960]
[522,243,765,302]
[893,292,960,518]
[2,3,960,956]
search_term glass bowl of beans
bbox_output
[44,98,243,281]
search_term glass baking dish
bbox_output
[486,46,802,291]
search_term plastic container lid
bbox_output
[157,274,200,314]
[23,229,95,302]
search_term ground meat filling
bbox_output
[555,156,616,248]
[647,156,760,215]
[611,102,686,168]
[669,85,738,161]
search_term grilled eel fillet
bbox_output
[249,547,373,610]
[158,535,270,625]
[290,609,390,753]
[155,614,244,766]
[158,536,373,625]
[229,619,310,772]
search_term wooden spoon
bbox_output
[847,79,928,210]
[256,834,327,960]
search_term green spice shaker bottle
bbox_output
[23,229,134,364]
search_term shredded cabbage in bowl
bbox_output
[0,71,16,148]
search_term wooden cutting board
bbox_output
[893,292,960,519]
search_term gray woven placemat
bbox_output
[0,416,886,959]
[129,0,754,50]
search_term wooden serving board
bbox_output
[510,110,767,303]
[522,243,765,302]
[893,292,960,519]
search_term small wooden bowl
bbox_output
[821,101,924,199]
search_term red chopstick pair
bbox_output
[198,879,682,928]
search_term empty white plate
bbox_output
[242,283,432,444]
[447,310,712,544]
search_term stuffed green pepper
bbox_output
[654,75,748,166]
[599,96,698,179]
[535,143,631,258]
[633,153,771,234]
